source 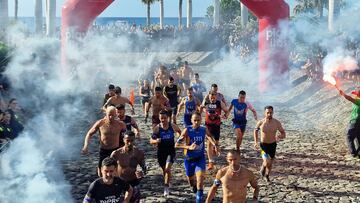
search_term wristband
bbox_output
[214,179,221,186]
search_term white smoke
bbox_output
[0,17,229,202]
[323,48,358,77]
[0,23,175,202]
[2,1,360,202]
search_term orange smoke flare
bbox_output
[129,88,135,106]
[323,74,337,86]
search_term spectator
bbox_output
[7,99,24,138]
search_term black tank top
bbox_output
[158,124,175,150]
[123,115,132,131]
[141,86,151,99]
[164,85,178,107]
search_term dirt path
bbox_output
[62,100,360,203]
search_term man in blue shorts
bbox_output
[175,112,219,203]
[177,87,201,127]
[227,90,257,151]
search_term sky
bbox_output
[7,0,297,18]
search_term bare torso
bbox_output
[180,67,193,80]
[150,96,169,116]
[156,72,169,87]
[218,166,255,203]
[258,118,283,143]
[108,96,130,106]
[111,147,145,182]
[98,119,125,149]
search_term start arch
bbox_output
[61,0,289,91]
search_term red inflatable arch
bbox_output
[61,0,114,74]
[240,0,290,91]
[61,0,289,90]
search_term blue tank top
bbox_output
[158,124,175,150]
[185,97,196,115]
[186,126,206,158]
[231,99,249,122]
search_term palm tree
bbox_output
[178,0,182,29]
[35,0,43,34]
[45,0,56,37]
[186,0,192,28]
[14,0,18,20]
[315,0,323,18]
[293,0,316,15]
[240,2,248,27]
[328,0,334,31]
[159,0,164,29]
[0,0,9,30]
[213,0,220,26]
[141,0,155,27]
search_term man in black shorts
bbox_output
[83,157,133,203]
[82,106,126,176]
[201,91,228,170]
[163,77,181,124]
[111,132,146,203]
[254,106,286,182]
[150,110,182,197]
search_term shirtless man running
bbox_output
[82,106,126,176]
[103,86,135,114]
[254,106,286,182]
[179,61,194,93]
[206,150,259,203]
[145,86,171,128]
[154,65,170,90]
[111,131,146,203]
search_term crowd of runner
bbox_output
[80,60,292,203]
[0,49,357,202]
[79,56,360,202]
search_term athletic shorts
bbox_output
[195,94,203,103]
[167,106,178,116]
[157,149,176,168]
[171,106,178,115]
[182,79,191,86]
[141,97,150,105]
[184,156,206,177]
[232,119,247,134]
[347,119,360,136]
[206,124,221,141]
[152,115,160,125]
[119,131,125,147]
[260,142,277,159]
[127,179,141,202]
[183,114,192,126]
[98,147,118,169]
